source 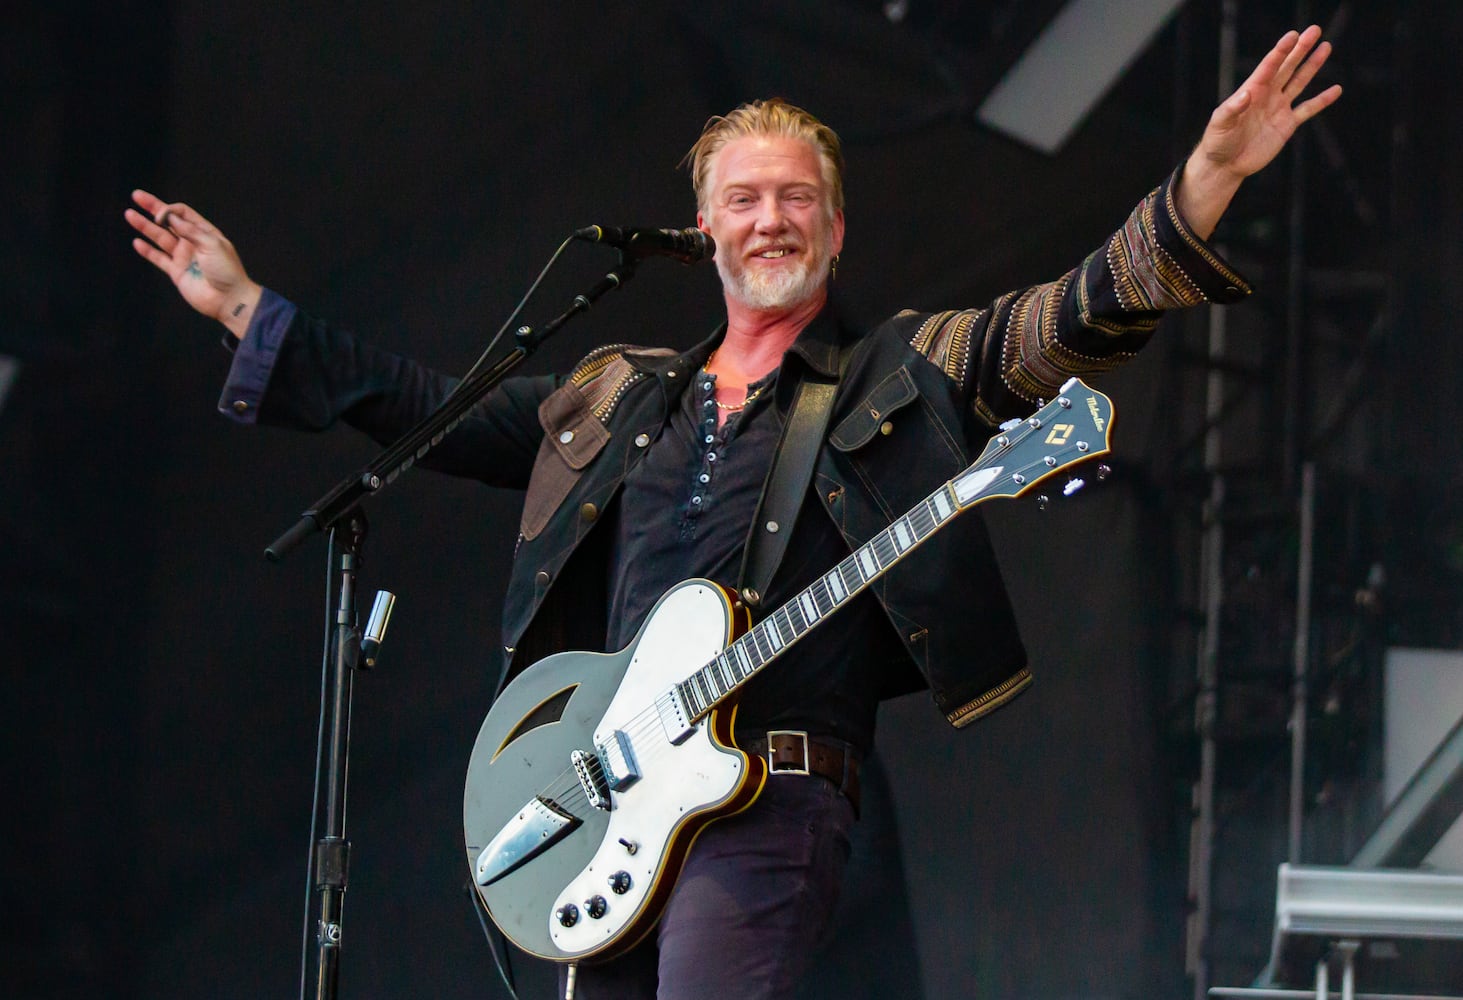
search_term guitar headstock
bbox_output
[951,377,1114,508]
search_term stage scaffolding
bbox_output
[1159,3,1420,997]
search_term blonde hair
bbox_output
[684,98,845,215]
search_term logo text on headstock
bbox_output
[1045,424,1073,445]
[1086,396,1106,432]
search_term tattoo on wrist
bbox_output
[232,302,246,317]
[186,260,203,279]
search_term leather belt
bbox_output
[742,730,861,815]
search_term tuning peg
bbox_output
[1036,494,1050,511]
[1062,477,1086,497]
[1096,464,1111,481]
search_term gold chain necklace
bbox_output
[705,348,765,412]
[713,383,765,412]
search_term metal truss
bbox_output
[1161,3,1409,997]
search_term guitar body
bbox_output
[463,579,763,962]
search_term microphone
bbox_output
[360,590,396,669]
[574,225,715,264]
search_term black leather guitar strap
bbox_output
[735,368,840,609]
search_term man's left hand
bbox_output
[1178,25,1343,239]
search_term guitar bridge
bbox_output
[571,748,612,810]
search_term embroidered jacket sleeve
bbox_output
[902,165,1250,429]
[217,288,556,489]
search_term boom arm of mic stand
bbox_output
[265,257,638,562]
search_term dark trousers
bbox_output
[558,774,857,999]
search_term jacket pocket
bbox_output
[520,383,610,540]
[829,366,918,452]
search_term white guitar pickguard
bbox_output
[548,581,748,954]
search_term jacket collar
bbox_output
[624,302,847,384]
[784,304,843,378]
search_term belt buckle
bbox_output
[766,730,810,775]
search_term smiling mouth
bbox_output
[753,248,795,259]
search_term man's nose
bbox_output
[754,196,786,232]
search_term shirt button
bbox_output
[699,473,710,484]
[880,420,894,436]
[702,381,713,390]
[691,496,702,505]
[580,502,598,522]
[704,434,714,444]
[634,433,650,447]
[707,452,716,462]
[559,430,575,444]
[231,400,249,413]
[703,399,714,408]
[535,570,551,586]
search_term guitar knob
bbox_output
[608,871,632,895]
[585,895,608,919]
[556,903,580,927]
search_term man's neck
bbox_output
[712,288,826,385]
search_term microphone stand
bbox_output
[266,253,639,1000]
[266,256,639,562]
[314,509,366,1000]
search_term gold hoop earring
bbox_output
[831,254,840,280]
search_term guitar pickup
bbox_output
[597,730,641,791]
[655,686,695,744]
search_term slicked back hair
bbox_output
[684,98,845,216]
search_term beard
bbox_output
[715,227,834,311]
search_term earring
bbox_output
[831,254,840,280]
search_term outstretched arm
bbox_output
[125,189,263,340]
[1177,24,1343,239]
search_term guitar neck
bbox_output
[673,479,960,721]
[670,376,1113,724]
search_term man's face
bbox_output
[697,134,845,312]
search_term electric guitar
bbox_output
[462,376,1114,962]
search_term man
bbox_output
[126,26,1338,999]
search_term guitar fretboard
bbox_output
[661,377,1111,728]
[673,481,961,719]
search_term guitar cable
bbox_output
[466,879,520,1000]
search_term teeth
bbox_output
[758,249,790,258]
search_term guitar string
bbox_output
[488,443,1106,919]
[594,434,1092,761]
[510,432,1101,818]
[569,444,1089,783]
[479,426,1101,905]
[601,491,957,752]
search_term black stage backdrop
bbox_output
[4,3,1458,998]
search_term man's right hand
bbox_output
[126,189,263,341]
